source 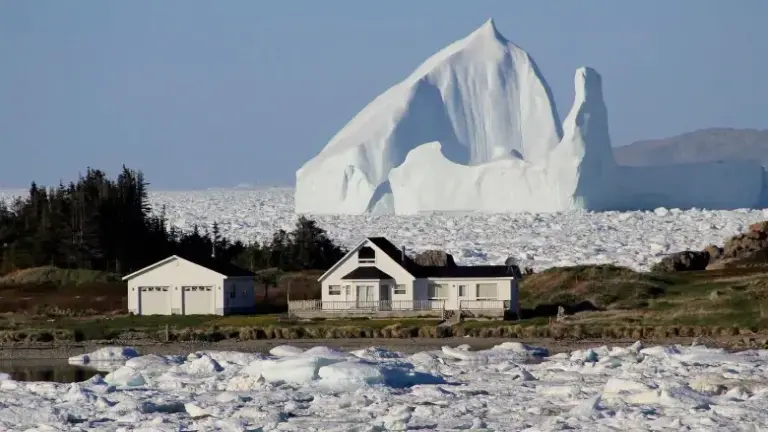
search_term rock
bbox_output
[707,224,768,269]
[703,244,723,262]
[413,250,457,267]
[748,221,768,233]
[652,251,710,272]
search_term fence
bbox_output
[287,299,447,318]
[459,300,510,311]
[288,299,445,312]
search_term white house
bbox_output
[123,255,257,316]
[290,237,520,318]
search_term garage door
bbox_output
[182,286,213,315]
[138,286,170,315]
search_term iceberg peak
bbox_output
[469,18,505,43]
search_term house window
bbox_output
[428,283,448,299]
[458,285,468,297]
[394,284,407,295]
[229,288,236,299]
[476,283,498,299]
[328,285,342,295]
[344,285,351,296]
[358,246,376,264]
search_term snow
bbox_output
[295,19,767,215]
[4,187,768,271]
[4,342,768,429]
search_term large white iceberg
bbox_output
[295,19,766,215]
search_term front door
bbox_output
[356,285,375,309]
[379,283,391,310]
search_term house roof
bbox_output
[318,236,521,282]
[341,266,394,280]
[179,254,256,277]
[122,254,255,281]
[414,265,520,279]
[366,237,420,270]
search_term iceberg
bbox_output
[295,19,766,215]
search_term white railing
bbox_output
[288,300,445,312]
[459,300,508,310]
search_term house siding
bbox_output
[425,278,517,311]
[127,258,227,315]
[223,277,257,314]
[321,239,416,305]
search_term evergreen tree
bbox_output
[0,166,347,276]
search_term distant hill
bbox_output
[613,128,768,167]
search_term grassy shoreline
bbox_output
[3,263,768,347]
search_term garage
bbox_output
[138,286,170,315]
[182,286,214,315]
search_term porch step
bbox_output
[438,310,462,326]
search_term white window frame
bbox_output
[182,285,213,292]
[394,284,407,295]
[475,283,498,300]
[328,285,342,295]
[458,284,468,297]
[428,283,448,299]
[139,286,169,292]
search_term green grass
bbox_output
[0,267,122,286]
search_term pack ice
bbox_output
[295,19,766,215]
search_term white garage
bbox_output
[123,254,257,316]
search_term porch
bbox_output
[286,299,512,319]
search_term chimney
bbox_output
[401,245,406,262]
[211,235,216,259]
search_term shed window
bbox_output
[394,284,407,295]
[328,285,342,295]
[358,247,376,264]
[428,283,448,299]
[476,283,498,299]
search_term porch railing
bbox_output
[459,300,511,310]
[288,300,445,312]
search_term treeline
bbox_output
[0,167,347,276]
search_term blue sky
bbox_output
[1,1,766,189]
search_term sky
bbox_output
[1,1,767,190]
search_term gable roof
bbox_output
[415,265,520,279]
[319,236,520,282]
[122,254,255,281]
[341,266,394,280]
[179,254,256,277]
[318,237,419,282]
[366,237,421,270]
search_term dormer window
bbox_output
[358,246,376,264]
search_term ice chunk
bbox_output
[68,346,139,365]
[104,366,146,387]
[269,345,305,357]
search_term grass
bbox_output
[519,264,768,330]
[0,267,122,286]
